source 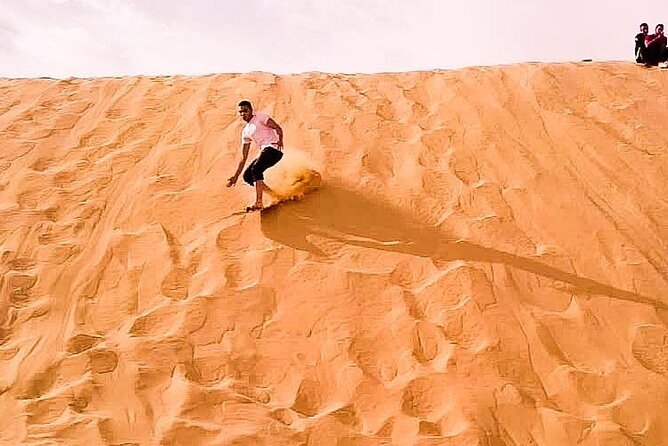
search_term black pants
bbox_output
[243,147,283,185]
[644,43,668,65]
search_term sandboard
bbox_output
[245,194,304,213]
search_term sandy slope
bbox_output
[0,62,666,445]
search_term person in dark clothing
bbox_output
[635,22,649,63]
[644,24,667,66]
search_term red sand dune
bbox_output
[0,62,667,445]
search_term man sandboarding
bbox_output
[227,100,284,212]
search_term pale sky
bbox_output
[0,0,662,78]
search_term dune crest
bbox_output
[0,62,667,445]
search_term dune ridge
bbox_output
[0,61,667,445]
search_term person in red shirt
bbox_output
[644,24,667,66]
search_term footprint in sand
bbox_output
[29,157,55,172]
[18,362,60,399]
[66,333,103,354]
[90,349,119,374]
[401,374,452,420]
[413,320,450,365]
[104,108,125,120]
[158,227,200,301]
[291,377,325,417]
[6,257,36,271]
[160,267,189,300]
[6,273,38,307]
[130,304,184,337]
[632,324,668,374]
[270,408,295,425]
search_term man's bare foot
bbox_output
[246,202,263,212]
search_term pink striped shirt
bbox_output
[241,113,281,151]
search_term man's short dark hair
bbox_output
[640,22,648,28]
[238,100,252,108]
[657,23,664,29]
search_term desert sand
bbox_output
[0,61,667,445]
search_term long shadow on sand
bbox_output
[261,185,665,310]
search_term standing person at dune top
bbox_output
[227,100,284,211]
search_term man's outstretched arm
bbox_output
[646,34,664,46]
[227,143,251,186]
